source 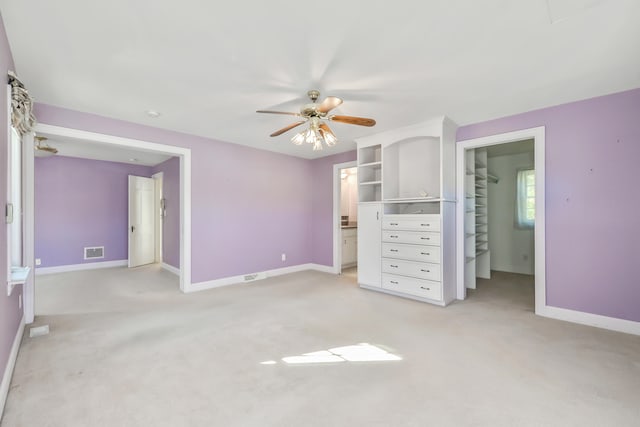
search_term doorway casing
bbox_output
[455,126,546,313]
[23,124,192,324]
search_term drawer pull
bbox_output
[390,222,399,226]
[420,286,431,291]
[420,269,431,273]
[390,265,398,268]
[390,249,398,252]
[421,252,430,256]
[421,223,430,227]
[390,281,398,284]
[420,237,430,240]
[390,235,398,238]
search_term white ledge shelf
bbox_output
[359,161,382,168]
[8,266,30,296]
[383,197,455,204]
[359,180,382,186]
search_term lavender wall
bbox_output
[0,14,23,391]
[151,157,180,269]
[458,88,640,322]
[311,151,357,266]
[35,156,152,267]
[33,103,316,282]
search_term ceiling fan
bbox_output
[256,90,376,151]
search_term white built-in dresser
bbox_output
[356,116,457,306]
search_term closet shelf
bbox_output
[359,180,381,186]
[476,249,489,256]
[359,161,382,168]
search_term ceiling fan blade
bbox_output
[270,120,306,137]
[319,123,336,137]
[329,115,376,127]
[256,110,300,116]
[316,96,343,114]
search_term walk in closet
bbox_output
[464,148,495,289]
[356,117,457,306]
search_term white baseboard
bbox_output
[186,263,337,293]
[537,305,640,336]
[0,315,24,419]
[161,263,180,276]
[35,260,128,275]
[308,263,336,274]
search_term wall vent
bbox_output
[84,246,104,260]
[243,272,267,282]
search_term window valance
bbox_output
[8,70,36,136]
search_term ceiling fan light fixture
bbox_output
[34,136,58,157]
[291,132,305,145]
[320,128,338,147]
[257,90,375,152]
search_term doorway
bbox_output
[23,124,192,324]
[456,127,546,314]
[332,161,358,275]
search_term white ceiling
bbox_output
[1,0,639,159]
[36,133,172,166]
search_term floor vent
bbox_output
[244,272,267,282]
[84,246,104,260]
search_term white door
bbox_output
[128,175,156,267]
[357,203,381,287]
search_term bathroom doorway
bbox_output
[332,161,358,275]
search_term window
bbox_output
[516,169,535,229]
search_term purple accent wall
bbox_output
[311,151,357,266]
[458,88,640,322]
[35,156,152,267]
[151,157,180,269]
[0,14,23,388]
[34,103,317,282]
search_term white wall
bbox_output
[488,151,535,275]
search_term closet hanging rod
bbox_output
[487,173,499,184]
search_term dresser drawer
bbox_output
[382,230,440,246]
[382,274,442,301]
[381,258,440,281]
[382,215,440,232]
[382,243,441,264]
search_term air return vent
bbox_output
[243,272,266,282]
[84,246,104,260]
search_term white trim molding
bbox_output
[455,126,546,314]
[0,315,24,419]
[186,263,336,293]
[162,263,180,276]
[35,260,128,275]
[538,306,640,336]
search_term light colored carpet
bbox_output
[2,266,639,426]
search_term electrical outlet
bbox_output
[18,294,22,309]
[281,253,286,262]
[35,258,41,266]
[523,254,529,261]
